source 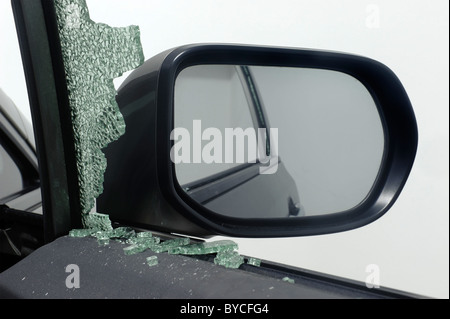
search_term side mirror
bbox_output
[98,44,418,238]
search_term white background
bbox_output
[1,0,448,298]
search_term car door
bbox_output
[0,0,429,301]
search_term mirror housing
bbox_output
[98,44,418,238]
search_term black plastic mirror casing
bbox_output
[99,44,418,238]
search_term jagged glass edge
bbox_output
[54,0,144,217]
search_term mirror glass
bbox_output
[173,65,385,218]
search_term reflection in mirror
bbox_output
[173,65,385,219]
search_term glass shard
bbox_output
[96,236,110,246]
[68,228,96,238]
[123,244,148,256]
[168,240,238,255]
[122,233,161,255]
[69,228,248,271]
[247,257,261,267]
[126,234,160,247]
[214,251,244,269]
[146,256,158,267]
[282,277,295,284]
[136,231,153,239]
[54,0,145,217]
[110,227,136,240]
[83,212,113,232]
[92,230,110,238]
[151,237,190,253]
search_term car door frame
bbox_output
[11,0,83,242]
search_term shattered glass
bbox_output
[126,233,160,246]
[69,212,112,237]
[109,227,136,240]
[96,234,110,246]
[282,277,295,284]
[247,257,261,267]
[57,0,250,271]
[123,235,160,255]
[151,238,190,253]
[136,231,153,239]
[68,228,96,238]
[69,214,243,269]
[69,213,244,269]
[83,212,113,232]
[70,215,244,268]
[168,240,238,256]
[54,0,144,217]
[146,256,158,267]
[214,251,245,269]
